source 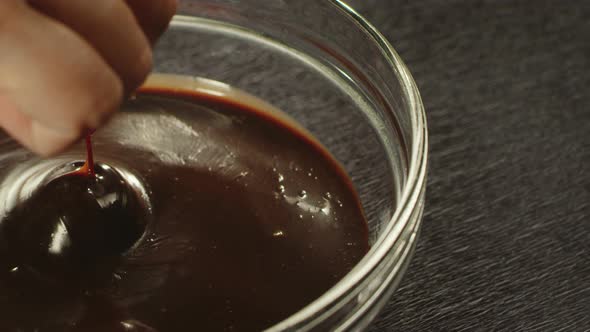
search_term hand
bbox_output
[0,0,177,156]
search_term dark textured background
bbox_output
[340,1,590,331]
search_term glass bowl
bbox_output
[152,0,428,330]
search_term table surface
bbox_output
[341,1,589,331]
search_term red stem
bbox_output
[83,134,95,176]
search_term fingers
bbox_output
[29,0,177,91]
[0,95,77,155]
[126,0,178,43]
[29,0,152,93]
[0,0,176,156]
[0,1,123,156]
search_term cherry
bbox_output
[0,162,147,284]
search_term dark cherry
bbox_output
[0,162,146,284]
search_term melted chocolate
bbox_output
[0,89,369,331]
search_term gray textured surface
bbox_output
[342,1,590,331]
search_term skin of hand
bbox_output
[0,0,177,156]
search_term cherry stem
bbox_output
[81,133,95,176]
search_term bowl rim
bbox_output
[268,0,428,329]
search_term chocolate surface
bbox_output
[0,88,369,331]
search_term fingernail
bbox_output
[30,121,78,157]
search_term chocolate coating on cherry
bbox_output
[0,162,147,283]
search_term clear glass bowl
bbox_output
[152,0,428,330]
